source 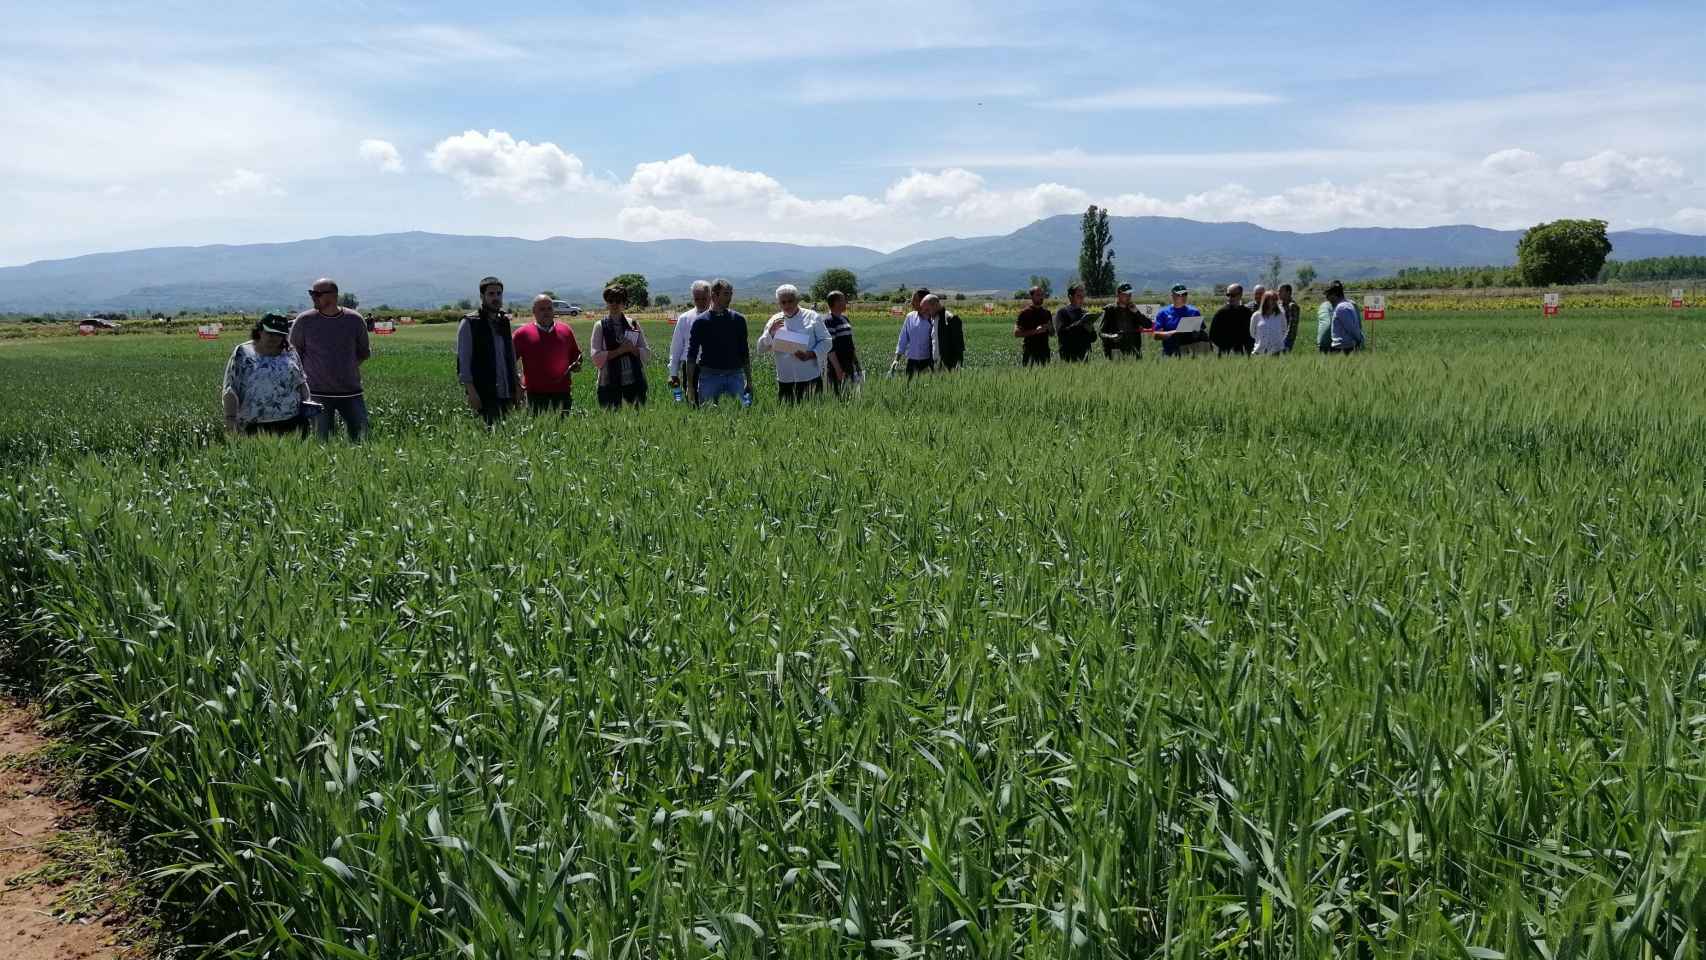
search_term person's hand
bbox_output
[668,375,680,388]
[792,350,812,361]
[570,360,583,373]
[767,318,785,334]
[465,384,482,411]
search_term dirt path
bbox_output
[0,703,132,959]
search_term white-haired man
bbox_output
[757,283,832,402]
[667,280,712,400]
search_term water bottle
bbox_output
[672,385,684,403]
[740,388,752,409]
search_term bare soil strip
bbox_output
[0,703,135,960]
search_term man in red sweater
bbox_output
[513,294,583,414]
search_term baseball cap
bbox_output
[1116,283,1133,293]
[1170,284,1189,295]
[259,314,291,337]
[1325,280,1346,297]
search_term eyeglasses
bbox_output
[309,289,335,297]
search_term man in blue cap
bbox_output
[1151,284,1205,358]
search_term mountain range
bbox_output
[3,217,1703,313]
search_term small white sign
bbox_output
[1544,293,1560,307]
[1138,304,1159,320]
[1367,295,1386,311]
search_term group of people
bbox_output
[218,273,1369,437]
[1011,279,1368,363]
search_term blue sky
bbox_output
[3,0,1703,265]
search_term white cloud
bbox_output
[617,206,716,241]
[212,168,284,197]
[949,182,1089,223]
[1557,151,1685,194]
[358,139,404,173]
[626,154,788,206]
[426,130,597,200]
[1480,148,1542,176]
[903,148,1452,173]
[885,168,985,206]
[1046,86,1285,111]
[1669,208,1706,232]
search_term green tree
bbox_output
[1516,219,1613,286]
[455,299,473,311]
[1265,255,1282,290]
[1028,275,1053,298]
[606,273,651,307]
[339,292,359,309]
[811,267,859,302]
[1295,264,1317,289]
[654,294,672,307]
[1077,205,1116,296]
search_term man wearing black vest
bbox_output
[456,276,521,426]
[1055,283,1094,362]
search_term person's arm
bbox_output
[668,316,690,380]
[757,315,780,353]
[456,320,481,410]
[287,321,304,355]
[353,315,371,364]
[221,348,242,432]
[565,328,583,372]
[591,320,612,373]
[634,325,652,365]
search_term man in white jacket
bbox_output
[756,284,833,402]
[667,280,712,394]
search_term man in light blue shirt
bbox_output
[1324,280,1365,353]
[756,284,833,402]
[892,287,937,378]
[1152,284,1205,358]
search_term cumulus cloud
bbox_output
[885,168,985,206]
[949,182,1089,222]
[1480,148,1543,176]
[1670,208,1706,232]
[626,153,788,206]
[212,168,284,197]
[1557,151,1685,194]
[358,139,404,173]
[427,129,596,200]
[617,206,716,240]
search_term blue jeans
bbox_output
[696,369,745,405]
[313,394,368,442]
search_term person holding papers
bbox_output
[1014,286,1053,366]
[757,284,833,402]
[1323,280,1366,354]
[893,289,938,378]
[1152,284,1206,358]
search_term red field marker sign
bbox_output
[1364,295,1386,321]
[77,323,97,336]
[373,320,396,335]
[1543,293,1560,317]
[982,302,996,314]
[1671,288,1685,308]
[196,323,222,340]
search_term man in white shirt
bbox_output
[757,283,832,402]
[667,280,712,394]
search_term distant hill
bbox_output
[4,219,1704,313]
[857,216,1706,292]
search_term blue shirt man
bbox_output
[1153,284,1204,357]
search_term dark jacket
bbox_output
[1099,304,1149,353]
[1054,305,1094,353]
[937,310,965,367]
[461,309,518,402]
[1209,304,1253,355]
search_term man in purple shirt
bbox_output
[288,277,372,441]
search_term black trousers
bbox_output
[777,379,822,402]
[1021,349,1050,367]
[1103,341,1140,360]
[597,381,648,409]
[940,354,963,371]
[478,396,516,426]
[528,392,572,414]
[905,359,936,378]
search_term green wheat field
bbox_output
[1,308,1703,958]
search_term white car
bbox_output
[551,300,581,317]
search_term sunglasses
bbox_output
[309,289,335,297]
